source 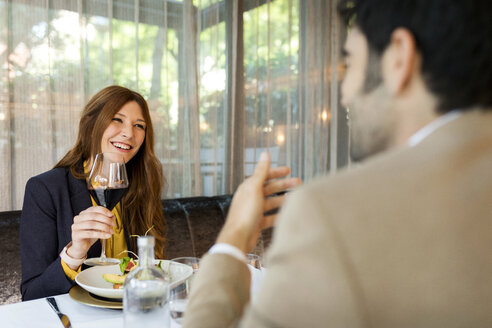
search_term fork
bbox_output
[46,297,72,328]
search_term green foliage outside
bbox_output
[3,0,301,156]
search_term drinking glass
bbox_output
[246,253,262,269]
[169,257,200,324]
[85,152,129,266]
[247,253,265,298]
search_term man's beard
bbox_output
[363,49,383,93]
[349,86,394,162]
[349,50,394,162]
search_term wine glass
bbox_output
[84,152,129,266]
[169,257,200,324]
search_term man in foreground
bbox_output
[184,0,492,326]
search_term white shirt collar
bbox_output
[407,110,462,147]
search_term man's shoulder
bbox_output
[294,147,411,202]
[298,108,492,200]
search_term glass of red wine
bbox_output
[84,152,129,266]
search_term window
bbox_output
[0,0,347,210]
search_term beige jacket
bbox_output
[184,109,492,328]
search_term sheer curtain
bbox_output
[0,0,348,211]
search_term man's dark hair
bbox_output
[338,0,492,113]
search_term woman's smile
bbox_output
[110,141,133,151]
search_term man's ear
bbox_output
[384,28,417,94]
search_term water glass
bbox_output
[247,253,264,298]
[246,253,262,269]
[170,257,200,273]
[169,257,200,324]
[168,283,189,324]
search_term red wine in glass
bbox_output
[85,153,129,266]
[88,187,128,211]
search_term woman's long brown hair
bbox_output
[55,85,166,258]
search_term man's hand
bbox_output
[216,152,302,253]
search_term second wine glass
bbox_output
[85,152,129,266]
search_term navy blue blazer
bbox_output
[20,166,130,301]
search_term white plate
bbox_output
[75,260,193,299]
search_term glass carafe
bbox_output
[123,236,170,328]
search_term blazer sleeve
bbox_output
[183,253,251,328]
[20,175,75,301]
[184,188,365,328]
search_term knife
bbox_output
[46,297,72,328]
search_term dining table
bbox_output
[0,292,181,328]
[0,264,265,328]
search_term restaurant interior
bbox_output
[2,0,491,327]
[0,0,346,319]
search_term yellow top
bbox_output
[60,258,81,280]
[61,164,128,280]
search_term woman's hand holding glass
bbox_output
[65,206,115,268]
[84,152,129,266]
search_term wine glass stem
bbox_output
[100,239,107,261]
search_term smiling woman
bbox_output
[19,85,166,301]
[100,101,147,163]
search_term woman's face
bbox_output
[100,101,146,163]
